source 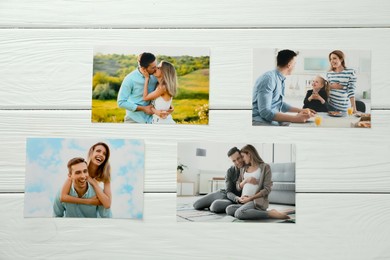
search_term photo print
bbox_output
[177,142,296,223]
[92,46,210,125]
[252,48,371,128]
[24,138,144,219]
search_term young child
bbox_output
[303,75,329,112]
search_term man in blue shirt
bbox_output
[53,157,112,218]
[252,49,314,126]
[117,52,169,123]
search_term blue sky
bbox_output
[24,138,144,219]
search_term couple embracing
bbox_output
[194,145,291,221]
[53,142,112,218]
[117,52,177,124]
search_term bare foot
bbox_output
[268,209,290,219]
[282,209,295,215]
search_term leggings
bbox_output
[193,190,234,213]
[226,201,269,220]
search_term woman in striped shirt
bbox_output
[326,50,357,113]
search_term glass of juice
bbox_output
[315,115,322,126]
[347,107,353,116]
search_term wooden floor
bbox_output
[1,1,390,259]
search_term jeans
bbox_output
[252,119,290,126]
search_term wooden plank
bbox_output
[0,110,389,193]
[0,29,389,109]
[0,1,389,28]
[0,1,389,258]
[0,193,389,260]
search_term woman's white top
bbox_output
[241,168,261,196]
[153,96,172,111]
[152,96,175,124]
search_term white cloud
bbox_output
[24,190,55,217]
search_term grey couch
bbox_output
[268,162,295,205]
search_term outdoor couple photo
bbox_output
[117,52,177,124]
[24,138,144,219]
[177,142,296,223]
[92,46,210,124]
[53,142,112,218]
[252,48,371,128]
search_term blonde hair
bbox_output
[317,75,330,97]
[87,142,111,183]
[240,144,264,166]
[160,61,178,97]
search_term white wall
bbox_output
[178,142,294,194]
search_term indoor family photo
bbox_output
[252,48,371,128]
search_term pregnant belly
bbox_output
[242,183,259,196]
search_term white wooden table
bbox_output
[0,1,390,259]
[290,112,362,128]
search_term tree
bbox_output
[92,83,117,100]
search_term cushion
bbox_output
[270,163,295,182]
[272,182,295,191]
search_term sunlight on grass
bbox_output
[91,69,209,124]
[92,100,124,123]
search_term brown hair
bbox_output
[227,147,240,157]
[138,52,156,68]
[67,157,87,175]
[329,50,346,71]
[240,144,264,166]
[87,142,111,183]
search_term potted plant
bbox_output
[177,163,187,182]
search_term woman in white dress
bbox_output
[141,60,177,124]
[226,144,291,220]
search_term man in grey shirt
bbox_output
[193,147,244,213]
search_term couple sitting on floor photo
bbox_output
[193,145,293,221]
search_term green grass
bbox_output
[92,100,125,123]
[92,99,209,124]
[91,69,209,124]
[171,99,208,124]
[176,69,209,99]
